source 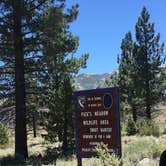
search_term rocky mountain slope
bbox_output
[74,72,114,90]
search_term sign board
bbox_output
[74,87,121,158]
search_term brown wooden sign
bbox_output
[74,88,121,158]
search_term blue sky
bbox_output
[67,0,166,74]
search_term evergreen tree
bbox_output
[135,7,165,120]
[117,7,165,121]
[0,0,86,158]
[118,32,133,113]
[38,4,88,154]
[161,66,166,102]
[118,32,140,121]
[42,75,75,155]
[126,116,137,136]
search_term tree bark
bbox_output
[145,80,151,120]
[33,111,36,138]
[132,106,137,122]
[13,0,28,159]
[146,103,151,120]
[62,105,68,156]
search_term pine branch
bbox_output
[0,71,14,75]
[0,42,13,47]
[24,55,42,60]
[0,86,13,91]
[24,48,41,55]
[21,19,40,28]
[27,0,48,12]
[0,66,14,69]
[25,67,51,73]
[0,13,13,28]
[26,91,42,95]
[0,92,15,100]
[25,68,43,73]
[27,0,36,4]
[22,31,33,36]
[23,38,43,46]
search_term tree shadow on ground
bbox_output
[0,154,56,166]
[0,146,75,165]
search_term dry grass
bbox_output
[1,132,166,165]
[0,103,166,166]
[153,104,166,123]
[56,157,102,166]
[0,130,59,158]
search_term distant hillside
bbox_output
[74,72,114,90]
[74,65,166,90]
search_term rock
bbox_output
[138,158,150,166]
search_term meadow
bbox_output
[0,123,166,166]
[0,104,166,166]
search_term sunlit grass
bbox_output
[56,157,102,166]
[0,122,166,165]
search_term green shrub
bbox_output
[126,116,137,136]
[123,138,163,165]
[162,127,166,134]
[136,119,160,137]
[0,123,8,146]
[96,143,121,166]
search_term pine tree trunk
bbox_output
[146,103,151,120]
[145,79,151,120]
[13,0,28,159]
[33,111,37,138]
[62,107,68,156]
[132,106,137,122]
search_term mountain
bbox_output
[74,72,114,90]
[74,65,166,90]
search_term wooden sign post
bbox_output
[74,87,121,165]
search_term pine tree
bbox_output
[126,116,137,136]
[135,7,165,120]
[118,32,133,108]
[117,7,165,121]
[39,5,88,154]
[161,65,166,102]
[0,0,83,159]
[118,32,140,121]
